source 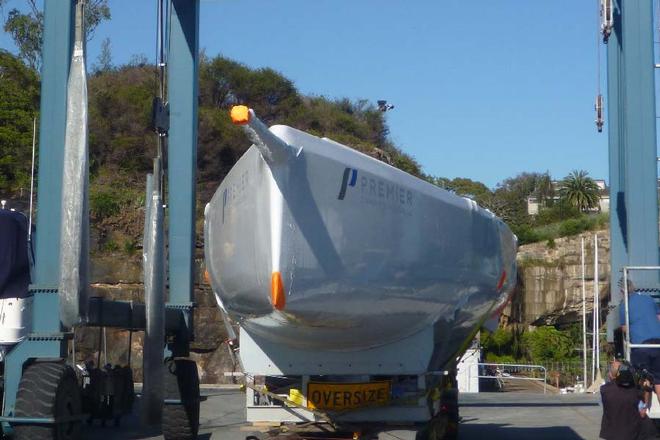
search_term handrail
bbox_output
[468,362,547,394]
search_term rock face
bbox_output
[503,230,611,328]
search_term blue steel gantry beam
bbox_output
[619,0,660,281]
[2,0,202,436]
[3,0,75,425]
[607,0,628,310]
[167,0,200,349]
[606,0,660,337]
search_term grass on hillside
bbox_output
[514,212,609,246]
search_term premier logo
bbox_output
[337,167,358,200]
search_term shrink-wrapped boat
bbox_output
[204,107,516,364]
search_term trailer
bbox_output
[204,107,517,439]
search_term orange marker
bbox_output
[230,105,250,125]
[496,270,507,291]
[271,272,286,310]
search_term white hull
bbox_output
[0,297,32,346]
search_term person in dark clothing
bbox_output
[620,278,660,408]
[600,360,645,440]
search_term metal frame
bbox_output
[601,0,614,41]
[468,362,547,394]
[620,265,660,418]
[2,1,75,430]
[239,325,453,424]
[166,0,200,355]
[606,0,660,341]
[621,266,660,361]
[2,0,201,433]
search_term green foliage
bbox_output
[532,199,581,226]
[92,37,113,73]
[197,56,422,180]
[90,190,120,219]
[558,217,591,237]
[490,172,554,227]
[88,65,156,174]
[430,176,493,206]
[484,353,517,364]
[102,239,119,252]
[514,212,608,245]
[485,328,513,355]
[558,170,601,212]
[3,0,110,71]
[3,6,42,70]
[83,1,111,41]
[482,325,580,366]
[0,50,39,195]
[546,238,556,249]
[521,326,574,362]
[122,238,138,255]
[424,170,606,237]
[511,225,540,245]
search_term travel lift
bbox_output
[0,0,201,439]
[600,0,660,417]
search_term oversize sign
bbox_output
[306,381,391,411]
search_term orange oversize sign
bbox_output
[306,381,391,411]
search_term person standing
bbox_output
[600,360,644,439]
[620,278,660,405]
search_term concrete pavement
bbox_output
[84,388,603,439]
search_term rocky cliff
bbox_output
[503,229,611,328]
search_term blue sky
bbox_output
[0,0,617,188]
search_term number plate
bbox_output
[306,381,391,410]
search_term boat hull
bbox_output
[204,125,516,354]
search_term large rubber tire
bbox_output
[162,359,200,440]
[14,361,82,440]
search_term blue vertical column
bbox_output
[32,0,75,331]
[4,0,75,423]
[34,0,75,290]
[607,0,627,308]
[167,0,199,316]
[621,0,659,287]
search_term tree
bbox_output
[558,170,600,212]
[3,0,110,71]
[490,172,554,227]
[534,172,554,208]
[0,50,40,195]
[92,37,112,73]
[3,6,42,70]
[521,326,574,362]
[435,177,493,207]
[483,328,513,356]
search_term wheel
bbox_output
[162,359,200,440]
[14,361,82,440]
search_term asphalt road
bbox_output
[84,388,603,440]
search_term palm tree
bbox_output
[558,170,601,212]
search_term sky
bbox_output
[0,0,621,188]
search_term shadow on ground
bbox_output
[459,422,585,440]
